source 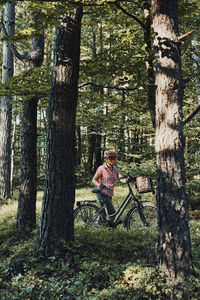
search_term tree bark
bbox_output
[38,7,83,254]
[17,97,38,226]
[17,22,44,227]
[152,0,192,283]
[0,1,15,201]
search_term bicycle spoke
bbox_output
[74,204,100,227]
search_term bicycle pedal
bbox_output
[105,220,116,228]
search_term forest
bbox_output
[0,0,200,299]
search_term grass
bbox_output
[0,188,200,299]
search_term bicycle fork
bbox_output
[136,202,149,226]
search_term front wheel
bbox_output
[74,203,103,228]
[125,202,157,232]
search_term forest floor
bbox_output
[0,188,200,299]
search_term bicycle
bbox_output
[74,174,157,232]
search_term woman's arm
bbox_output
[118,172,127,183]
[92,172,101,187]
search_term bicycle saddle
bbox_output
[91,184,106,193]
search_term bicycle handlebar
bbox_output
[119,174,155,194]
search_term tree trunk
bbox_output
[76,125,81,167]
[93,23,103,169]
[38,7,83,254]
[117,91,126,161]
[152,0,192,284]
[10,111,16,195]
[17,98,38,226]
[0,1,15,201]
[115,1,156,128]
[17,24,44,227]
[143,0,156,128]
[94,133,102,171]
[87,25,103,174]
[87,126,96,174]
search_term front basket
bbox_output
[135,176,154,194]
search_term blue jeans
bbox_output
[96,193,115,216]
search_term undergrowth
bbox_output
[0,190,200,299]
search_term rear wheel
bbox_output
[74,203,103,228]
[125,202,157,232]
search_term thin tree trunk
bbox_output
[0,1,15,201]
[10,112,16,195]
[143,0,156,128]
[94,133,102,170]
[87,126,96,174]
[94,22,103,169]
[38,7,83,254]
[115,1,156,128]
[87,25,103,174]
[76,125,82,167]
[152,0,192,286]
[117,91,126,161]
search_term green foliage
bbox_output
[2,0,199,185]
[186,175,200,211]
[118,160,156,179]
[0,65,51,102]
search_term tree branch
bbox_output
[0,12,27,61]
[79,82,138,92]
[183,104,200,125]
[178,30,194,41]
[113,1,146,30]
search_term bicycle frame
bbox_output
[112,180,140,225]
[91,180,144,225]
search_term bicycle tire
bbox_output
[125,202,157,232]
[74,203,104,228]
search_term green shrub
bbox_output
[186,179,200,211]
[0,193,200,299]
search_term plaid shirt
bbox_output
[93,163,119,197]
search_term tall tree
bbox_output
[17,17,44,227]
[114,0,156,128]
[151,0,192,286]
[39,7,83,254]
[87,24,103,174]
[1,4,45,225]
[0,1,15,201]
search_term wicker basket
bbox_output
[135,176,154,194]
